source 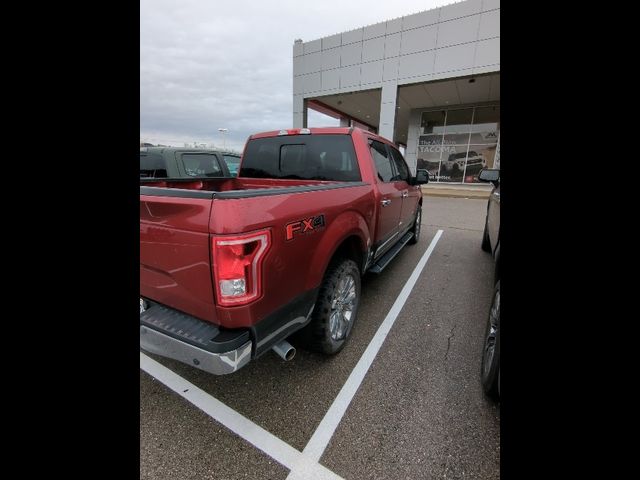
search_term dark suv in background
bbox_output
[478,168,500,400]
[140,147,240,179]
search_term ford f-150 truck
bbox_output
[140,127,429,375]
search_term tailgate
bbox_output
[140,193,217,323]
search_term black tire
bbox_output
[408,205,422,245]
[481,216,491,252]
[300,258,361,355]
[481,280,500,400]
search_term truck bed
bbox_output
[140,177,373,333]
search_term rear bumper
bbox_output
[140,327,252,375]
[140,301,252,375]
[140,287,319,374]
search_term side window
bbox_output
[223,155,240,176]
[140,153,168,178]
[181,153,223,177]
[370,140,395,183]
[389,147,410,182]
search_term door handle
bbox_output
[402,191,409,198]
[381,199,391,207]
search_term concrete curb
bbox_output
[421,186,491,199]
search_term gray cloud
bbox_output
[141,0,450,151]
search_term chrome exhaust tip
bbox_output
[272,340,296,361]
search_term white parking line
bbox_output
[286,229,443,477]
[141,228,443,479]
[140,352,344,479]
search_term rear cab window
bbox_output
[239,134,361,182]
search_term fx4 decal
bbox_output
[286,214,326,241]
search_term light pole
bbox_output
[218,128,228,150]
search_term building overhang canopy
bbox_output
[307,72,500,145]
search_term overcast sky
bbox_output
[141,0,454,151]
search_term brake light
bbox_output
[278,128,311,135]
[212,229,271,306]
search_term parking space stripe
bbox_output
[141,230,442,479]
[288,229,444,474]
[140,352,344,479]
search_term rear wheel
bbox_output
[300,258,361,355]
[481,280,500,400]
[408,205,422,245]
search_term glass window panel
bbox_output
[181,153,223,177]
[439,145,468,183]
[418,134,443,149]
[463,144,498,183]
[473,105,500,125]
[240,134,361,181]
[223,154,240,176]
[444,108,473,134]
[140,153,168,178]
[414,105,499,184]
[417,134,444,181]
[471,105,500,137]
[416,150,441,180]
[469,130,500,144]
[420,110,446,134]
[443,132,471,145]
[389,147,410,182]
[370,140,395,183]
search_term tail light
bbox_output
[212,229,270,306]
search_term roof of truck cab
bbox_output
[248,127,392,144]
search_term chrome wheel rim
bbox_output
[482,288,500,378]
[415,209,422,241]
[329,273,357,341]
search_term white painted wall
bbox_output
[293,0,500,141]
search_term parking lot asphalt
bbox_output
[140,196,500,480]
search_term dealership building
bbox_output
[292,0,499,184]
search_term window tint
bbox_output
[280,144,306,176]
[370,140,395,183]
[181,153,223,177]
[239,134,361,181]
[223,154,240,176]
[140,153,168,178]
[389,147,410,182]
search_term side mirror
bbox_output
[478,168,500,186]
[414,169,429,185]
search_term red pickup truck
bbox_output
[140,127,429,374]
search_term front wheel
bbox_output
[300,258,361,355]
[408,205,422,245]
[481,280,500,400]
